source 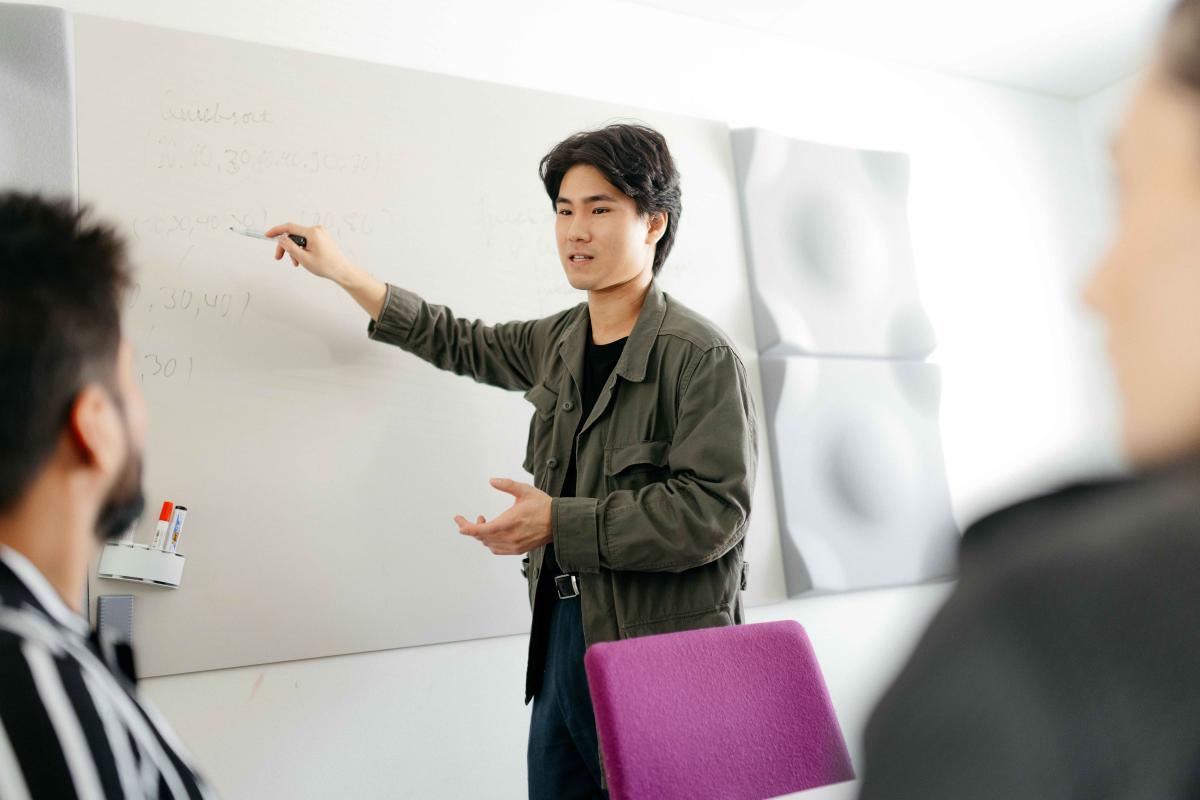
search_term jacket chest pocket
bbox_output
[522,383,559,489]
[604,440,671,494]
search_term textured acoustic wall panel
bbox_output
[0,4,76,200]
[732,128,934,359]
[760,355,958,594]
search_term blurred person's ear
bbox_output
[67,384,129,483]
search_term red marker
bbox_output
[150,501,175,550]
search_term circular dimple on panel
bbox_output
[858,149,910,197]
[887,302,937,359]
[890,360,942,421]
[792,190,891,297]
[743,129,790,192]
[827,412,920,525]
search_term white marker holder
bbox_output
[97,542,185,588]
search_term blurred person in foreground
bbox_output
[858,2,1200,797]
[0,193,215,799]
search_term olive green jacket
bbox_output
[368,280,757,689]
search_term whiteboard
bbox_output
[76,15,785,677]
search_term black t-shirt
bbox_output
[543,330,627,580]
[526,324,627,700]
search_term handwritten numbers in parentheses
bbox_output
[131,208,387,242]
[148,132,385,177]
[150,135,216,173]
[141,286,251,324]
[154,135,177,170]
[216,146,382,177]
[139,353,194,384]
[203,292,233,319]
[192,143,212,169]
[159,286,192,311]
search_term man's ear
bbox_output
[646,211,668,247]
[66,384,124,476]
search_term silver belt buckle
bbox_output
[555,574,580,599]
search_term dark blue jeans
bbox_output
[527,597,608,800]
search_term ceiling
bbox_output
[624,0,1175,99]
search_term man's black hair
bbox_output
[539,123,682,276]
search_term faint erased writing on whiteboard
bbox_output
[479,198,555,261]
[130,209,389,241]
[160,90,271,126]
[147,133,382,177]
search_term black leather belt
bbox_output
[554,574,580,600]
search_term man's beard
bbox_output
[96,428,145,543]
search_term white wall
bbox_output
[46,0,1120,796]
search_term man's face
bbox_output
[95,339,148,542]
[1085,62,1200,466]
[554,164,661,292]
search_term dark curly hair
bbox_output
[0,193,131,512]
[539,123,682,276]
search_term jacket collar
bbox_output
[557,281,668,385]
[0,544,90,637]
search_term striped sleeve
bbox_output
[0,632,122,799]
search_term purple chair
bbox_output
[585,620,854,800]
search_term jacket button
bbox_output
[546,458,559,469]
[562,401,574,412]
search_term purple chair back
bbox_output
[585,620,854,800]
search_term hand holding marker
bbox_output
[228,226,307,249]
[230,223,358,285]
[257,222,390,321]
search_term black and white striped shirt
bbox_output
[0,545,216,799]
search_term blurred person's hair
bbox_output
[0,193,131,512]
[1163,0,1200,92]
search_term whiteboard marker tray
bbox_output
[98,543,185,588]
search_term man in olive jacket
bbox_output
[266,124,757,799]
